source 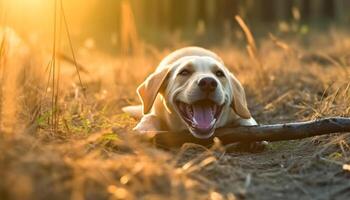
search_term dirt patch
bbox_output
[175,139,350,200]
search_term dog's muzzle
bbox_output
[175,99,224,139]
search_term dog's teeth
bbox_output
[186,105,193,117]
[210,119,217,126]
[180,103,187,113]
[192,117,198,126]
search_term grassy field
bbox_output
[0,25,350,200]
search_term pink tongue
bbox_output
[192,104,214,130]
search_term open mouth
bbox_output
[176,99,224,139]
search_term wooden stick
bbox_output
[154,117,350,147]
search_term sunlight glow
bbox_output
[2,0,96,39]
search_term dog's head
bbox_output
[137,56,251,138]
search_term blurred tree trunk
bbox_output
[214,0,237,35]
[205,0,216,30]
[130,0,143,29]
[334,0,345,22]
[261,0,276,22]
[217,0,238,26]
[149,0,159,30]
[309,0,323,22]
[275,0,293,20]
[323,0,335,19]
[334,0,350,23]
[187,0,198,30]
[126,0,350,40]
[301,0,311,21]
[170,0,186,30]
[198,0,206,25]
[160,0,171,31]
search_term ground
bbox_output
[0,28,350,200]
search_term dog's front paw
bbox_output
[133,123,159,134]
[133,114,163,135]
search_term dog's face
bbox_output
[165,57,230,138]
[137,56,251,139]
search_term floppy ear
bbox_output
[229,73,251,119]
[137,67,171,114]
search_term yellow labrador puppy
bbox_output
[123,47,257,139]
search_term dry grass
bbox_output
[235,15,264,78]
[1,17,350,200]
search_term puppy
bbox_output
[123,47,257,139]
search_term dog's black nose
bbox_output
[198,77,217,92]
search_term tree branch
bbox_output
[154,117,350,147]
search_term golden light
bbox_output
[1,0,97,39]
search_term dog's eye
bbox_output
[215,70,225,77]
[178,69,191,76]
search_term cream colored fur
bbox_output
[123,47,257,137]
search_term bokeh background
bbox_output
[1,0,350,53]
